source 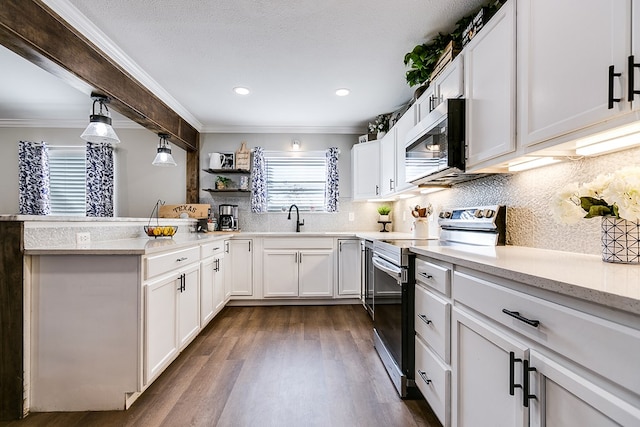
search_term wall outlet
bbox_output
[348,212,354,222]
[76,232,90,244]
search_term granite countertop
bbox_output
[411,244,640,316]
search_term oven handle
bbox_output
[372,256,403,280]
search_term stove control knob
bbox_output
[474,209,484,218]
[483,209,495,218]
[440,211,452,219]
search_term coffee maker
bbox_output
[219,204,238,231]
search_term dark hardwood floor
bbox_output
[2,305,441,427]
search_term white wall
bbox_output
[198,133,386,232]
[0,127,186,217]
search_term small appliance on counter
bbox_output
[219,204,239,231]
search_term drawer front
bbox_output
[454,271,640,396]
[263,237,334,249]
[415,283,451,363]
[145,246,200,279]
[200,241,224,258]
[415,257,451,296]
[415,335,451,427]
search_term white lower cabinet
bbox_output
[224,239,253,297]
[451,270,640,427]
[263,249,333,297]
[200,248,225,327]
[529,350,640,427]
[262,238,334,298]
[414,257,453,426]
[145,263,200,385]
[452,308,528,427]
[337,239,361,296]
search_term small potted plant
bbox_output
[215,176,232,190]
[377,205,392,222]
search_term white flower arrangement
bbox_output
[368,114,390,134]
[552,166,640,224]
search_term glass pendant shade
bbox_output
[80,96,120,144]
[152,134,177,167]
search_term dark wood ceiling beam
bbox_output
[0,0,199,152]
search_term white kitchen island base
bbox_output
[30,255,142,411]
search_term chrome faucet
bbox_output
[287,204,304,232]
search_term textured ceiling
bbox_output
[1,0,487,133]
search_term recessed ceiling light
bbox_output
[335,88,350,97]
[233,87,250,95]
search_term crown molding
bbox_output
[40,0,203,132]
[201,124,362,135]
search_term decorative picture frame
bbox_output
[220,152,235,169]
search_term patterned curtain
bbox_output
[18,141,51,215]
[86,142,114,217]
[251,146,267,213]
[325,147,339,212]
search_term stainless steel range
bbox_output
[372,205,505,398]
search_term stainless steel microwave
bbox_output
[404,98,467,186]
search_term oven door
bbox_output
[372,255,404,369]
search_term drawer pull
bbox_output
[419,272,433,280]
[212,247,220,251]
[418,314,432,325]
[418,370,432,385]
[502,309,540,328]
[176,257,188,262]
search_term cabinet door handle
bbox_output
[176,257,188,262]
[225,241,229,253]
[182,273,186,292]
[294,252,298,263]
[375,185,379,195]
[509,351,523,397]
[417,370,431,385]
[522,359,537,408]
[389,179,395,191]
[339,242,342,252]
[177,274,185,292]
[418,314,432,325]
[608,65,622,109]
[299,253,302,264]
[502,309,540,327]
[629,55,640,102]
[248,241,251,252]
[418,271,433,280]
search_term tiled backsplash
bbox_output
[199,195,389,233]
[393,145,640,255]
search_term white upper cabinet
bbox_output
[352,140,380,200]
[394,104,416,191]
[379,132,396,197]
[518,0,633,149]
[465,0,517,169]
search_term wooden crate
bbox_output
[430,41,460,81]
[159,204,211,219]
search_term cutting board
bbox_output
[158,204,211,219]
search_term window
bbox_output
[265,152,327,212]
[48,147,86,215]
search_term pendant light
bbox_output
[80,94,120,144]
[152,133,177,167]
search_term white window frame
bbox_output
[264,151,327,212]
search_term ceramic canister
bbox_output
[412,218,429,238]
